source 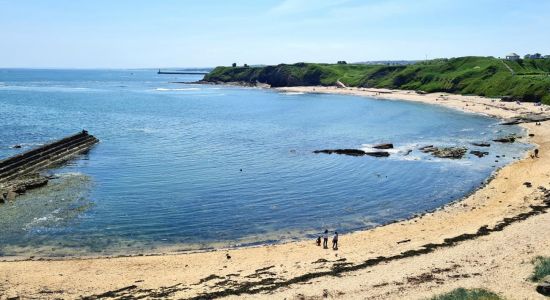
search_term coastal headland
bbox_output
[203,57,550,104]
[1,85,549,299]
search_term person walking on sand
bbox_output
[323,229,329,249]
[535,148,539,158]
[332,232,339,250]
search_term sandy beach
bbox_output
[1,87,550,299]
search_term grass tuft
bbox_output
[430,288,502,300]
[531,256,550,282]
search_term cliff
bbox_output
[203,57,550,104]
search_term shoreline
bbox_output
[0,160,514,262]
[0,86,529,262]
[275,86,550,119]
[1,86,549,299]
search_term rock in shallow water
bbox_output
[493,136,516,143]
[314,149,366,156]
[365,151,390,157]
[313,149,389,157]
[372,143,394,149]
[470,150,489,158]
[420,146,467,159]
[471,142,491,147]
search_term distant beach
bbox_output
[1,86,549,299]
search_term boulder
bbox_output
[365,151,390,157]
[493,136,516,143]
[537,282,550,296]
[470,150,489,158]
[373,143,394,149]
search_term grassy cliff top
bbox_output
[204,57,550,104]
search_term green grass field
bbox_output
[204,57,550,104]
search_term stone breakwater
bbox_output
[0,131,98,203]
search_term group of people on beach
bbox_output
[316,229,338,250]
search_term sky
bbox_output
[1,0,549,68]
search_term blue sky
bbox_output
[1,0,549,68]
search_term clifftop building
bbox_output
[506,53,520,61]
[505,52,549,60]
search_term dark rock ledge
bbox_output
[420,145,468,159]
[313,149,390,157]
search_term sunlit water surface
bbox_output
[0,69,530,257]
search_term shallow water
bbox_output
[0,69,530,257]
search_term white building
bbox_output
[506,53,520,61]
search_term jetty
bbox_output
[0,131,99,203]
[157,69,209,75]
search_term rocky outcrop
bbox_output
[0,131,98,203]
[0,174,48,203]
[373,143,394,149]
[493,136,516,143]
[365,151,391,157]
[470,150,489,158]
[420,145,467,159]
[314,149,365,156]
[313,149,389,157]
[501,114,550,125]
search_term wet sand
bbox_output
[1,87,549,299]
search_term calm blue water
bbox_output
[0,69,530,257]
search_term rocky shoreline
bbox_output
[0,131,98,203]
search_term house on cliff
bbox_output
[506,53,520,61]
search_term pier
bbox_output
[157,69,209,75]
[0,131,99,203]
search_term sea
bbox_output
[0,69,530,257]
